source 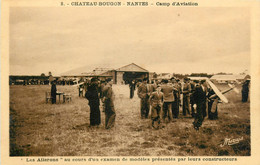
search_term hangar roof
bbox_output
[116,63,149,72]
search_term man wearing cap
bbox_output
[85,78,101,127]
[102,78,116,129]
[182,77,191,116]
[138,78,150,119]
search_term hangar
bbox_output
[60,63,149,85]
[111,63,149,84]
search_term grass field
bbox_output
[9,84,250,156]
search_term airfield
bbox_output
[9,84,250,156]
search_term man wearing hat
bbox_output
[138,78,150,119]
[85,78,101,127]
[102,78,116,129]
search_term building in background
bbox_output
[60,63,149,85]
[112,63,149,84]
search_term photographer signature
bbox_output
[220,137,243,147]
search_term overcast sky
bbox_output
[10,7,250,76]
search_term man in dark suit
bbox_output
[85,78,101,127]
[242,80,250,102]
[129,80,136,99]
[51,81,57,104]
[138,78,150,119]
[192,80,207,130]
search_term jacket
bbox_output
[193,85,207,104]
[149,91,164,106]
[161,84,174,102]
[138,83,149,99]
[182,82,191,96]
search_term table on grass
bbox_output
[56,92,64,103]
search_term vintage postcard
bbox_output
[1,0,260,164]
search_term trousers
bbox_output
[89,102,101,126]
[163,102,174,122]
[104,99,116,129]
[193,102,206,128]
[183,95,190,116]
[172,100,179,118]
[140,98,150,118]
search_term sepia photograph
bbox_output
[8,6,251,157]
[2,1,259,163]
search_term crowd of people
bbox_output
[82,77,220,131]
[134,77,218,130]
[50,76,250,131]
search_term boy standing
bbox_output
[149,85,164,129]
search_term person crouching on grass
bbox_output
[149,85,164,129]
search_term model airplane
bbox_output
[188,77,239,103]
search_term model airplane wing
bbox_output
[228,83,239,94]
[206,79,229,103]
[73,82,84,87]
